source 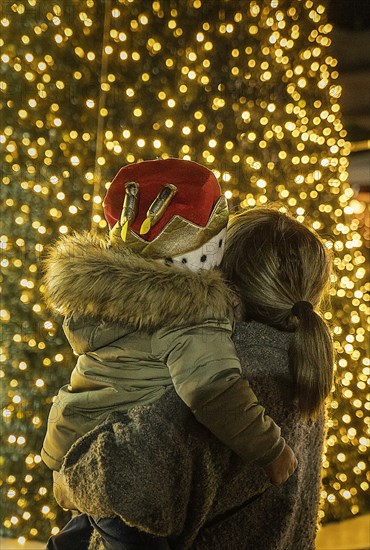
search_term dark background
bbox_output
[327,0,370,193]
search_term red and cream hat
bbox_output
[104,158,229,269]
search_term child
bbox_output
[42,159,296,548]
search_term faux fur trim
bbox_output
[42,232,231,330]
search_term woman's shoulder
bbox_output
[233,321,293,375]
[233,320,293,351]
[233,321,294,409]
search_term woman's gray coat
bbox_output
[61,321,325,550]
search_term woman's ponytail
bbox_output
[288,304,333,420]
[221,206,335,422]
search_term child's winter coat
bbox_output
[42,232,284,471]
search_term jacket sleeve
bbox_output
[151,320,285,466]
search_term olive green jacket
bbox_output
[41,232,284,471]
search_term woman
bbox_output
[57,206,334,550]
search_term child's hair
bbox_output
[221,206,334,420]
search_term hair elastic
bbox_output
[291,301,313,316]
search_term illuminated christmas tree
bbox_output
[1,0,368,543]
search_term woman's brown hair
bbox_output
[221,206,334,420]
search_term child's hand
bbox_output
[263,443,298,485]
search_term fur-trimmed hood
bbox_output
[43,232,231,331]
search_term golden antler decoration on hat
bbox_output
[140,184,177,235]
[120,181,139,241]
[105,159,229,257]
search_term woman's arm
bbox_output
[59,403,200,537]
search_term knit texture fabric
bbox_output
[62,321,325,550]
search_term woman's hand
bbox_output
[263,443,298,485]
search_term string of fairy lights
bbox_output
[1,0,369,543]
